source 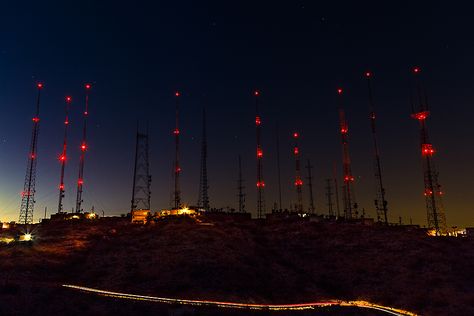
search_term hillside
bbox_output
[0,216,473,315]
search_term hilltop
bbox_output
[0,216,473,315]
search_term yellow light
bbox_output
[19,233,33,242]
[0,237,14,244]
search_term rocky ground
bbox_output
[0,215,472,315]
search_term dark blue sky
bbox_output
[1,1,473,226]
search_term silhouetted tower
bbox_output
[275,123,283,211]
[19,83,43,224]
[292,132,303,213]
[255,90,265,218]
[57,96,72,214]
[306,159,315,214]
[337,88,358,219]
[130,124,151,212]
[365,72,389,224]
[333,162,341,218]
[410,67,447,235]
[197,108,210,210]
[173,92,182,209]
[75,84,91,213]
[237,155,246,212]
[325,179,334,216]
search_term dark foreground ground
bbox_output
[0,216,473,315]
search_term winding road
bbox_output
[62,284,418,315]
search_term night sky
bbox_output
[1,1,473,227]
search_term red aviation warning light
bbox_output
[344,175,354,182]
[411,111,430,121]
[255,116,261,125]
[295,179,303,186]
[294,147,299,155]
[254,90,259,96]
[81,143,87,151]
[32,117,40,122]
[421,143,435,156]
[257,148,263,158]
[66,96,72,103]
[78,179,84,185]
[365,71,372,78]
[37,83,43,89]
[293,132,299,138]
[85,83,91,90]
[413,67,420,74]
[59,184,64,190]
[175,91,180,97]
[256,181,265,187]
[337,88,343,95]
[59,154,66,161]
[173,128,180,135]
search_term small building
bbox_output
[131,209,151,224]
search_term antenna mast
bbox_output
[337,88,358,219]
[75,84,91,213]
[306,159,315,214]
[173,92,181,209]
[292,132,303,214]
[19,83,43,224]
[57,96,72,214]
[197,108,210,210]
[130,124,151,213]
[255,90,265,218]
[410,67,447,235]
[366,72,389,224]
[238,155,245,212]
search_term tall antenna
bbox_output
[57,96,72,214]
[410,67,447,235]
[325,179,334,216]
[275,123,283,211]
[337,88,358,219]
[19,82,43,224]
[237,155,245,212]
[255,90,265,218]
[333,162,340,218]
[197,107,210,210]
[306,159,315,214]
[366,72,389,224]
[173,91,182,209]
[130,124,151,213]
[292,132,303,214]
[75,83,91,213]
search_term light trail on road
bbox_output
[62,284,417,315]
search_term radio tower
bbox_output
[410,67,447,235]
[57,96,72,214]
[337,88,358,219]
[275,124,283,211]
[333,162,341,218]
[130,124,151,212]
[292,132,304,213]
[75,84,91,213]
[306,159,315,214]
[255,90,265,218]
[197,108,210,211]
[237,155,245,212]
[325,179,334,216]
[19,83,43,224]
[366,72,389,224]
[173,91,182,209]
